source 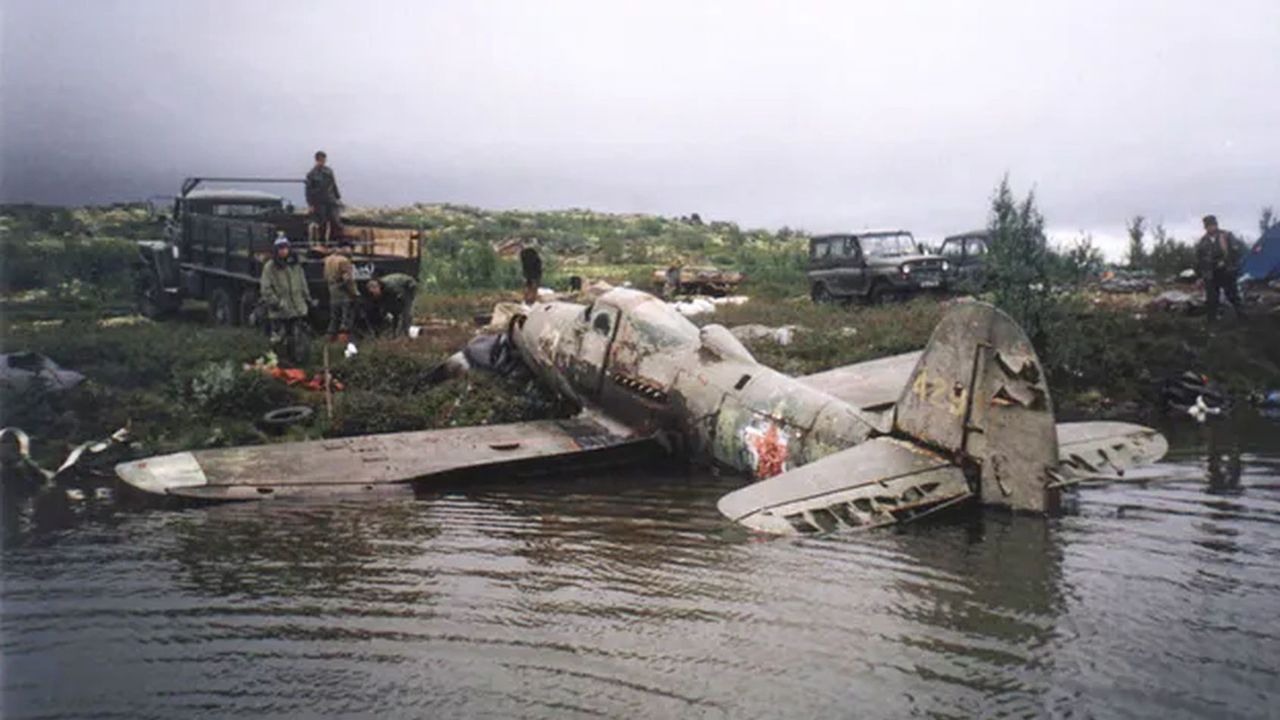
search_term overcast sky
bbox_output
[3,0,1277,257]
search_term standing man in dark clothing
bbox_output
[1196,214,1247,322]
[305,151,343,243]
[323,240,358,342]
[365,273,418,337]
[520,240,542,305]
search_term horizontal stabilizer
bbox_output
[1052,421,1169,484]
[717,437,972,535]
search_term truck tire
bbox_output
[259,406,314,434]
[208,286,238,326]
[135,268,176,319]
[811,282,833,304]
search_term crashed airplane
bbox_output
[116,288,1167,534]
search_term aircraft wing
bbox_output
[797,351,922,411]
[116,414,658,501]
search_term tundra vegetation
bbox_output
[2,183,1277,468]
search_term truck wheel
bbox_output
[868,282,892,305]
[239,289,263,328]
[811,283,832,304]
[135,269,175,319]
[208,286,238,326]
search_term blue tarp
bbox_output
[1242,225,1280,282]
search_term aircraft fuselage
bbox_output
[512,289,881,480]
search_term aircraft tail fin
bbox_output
[891,301,1060,513]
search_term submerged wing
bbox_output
[797,351,922,411]
[116,414,656,501]
[717,437,972,535]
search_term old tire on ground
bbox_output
[239,289,263,329]
[208,286,238,326]
[260,406,314,433]
[811,283,832,304]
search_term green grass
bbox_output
[4,201,1277,469]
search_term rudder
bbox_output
[892,301,1060,513]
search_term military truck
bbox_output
[134,177,422,327]
[807,229,949,304]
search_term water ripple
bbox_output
[4,442,1280,719]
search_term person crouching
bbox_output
[365,273,418,337]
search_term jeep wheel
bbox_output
[811,283,833,304]
[208,286,238,326]
[868,282,897,305]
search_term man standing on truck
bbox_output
[365,273,418,337]
[324,240,358,343]
[261,236,316,363]
[306,151,343,243]
[520,239,542,305]
[1196,214,1248,323]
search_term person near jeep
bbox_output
[520,240,542,304]
[1196,214,1247,322]
[260,236,315,363]
[365,273,418,337]
[323,239,358,342]
[305,150,343,242]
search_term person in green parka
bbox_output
[260,236,316,363]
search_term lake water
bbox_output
[3,418,1279,719]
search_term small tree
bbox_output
[1056,234,1105,284]
[1125,215,1147,270]
[1147,223,1197,278]
[986,176,1054,348]
[1261,206,1277,236]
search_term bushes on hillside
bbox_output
[1,232,137,296]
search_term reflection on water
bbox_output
[3,418,1279,719]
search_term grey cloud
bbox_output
[3,0,1278,258]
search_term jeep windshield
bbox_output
[859,233,916,258]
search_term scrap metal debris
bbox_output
[1,426,133,486]
[0,353,85,395]
[730,324,802,346]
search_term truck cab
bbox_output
[807,230,948,303]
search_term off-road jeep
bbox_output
[807,230,948,304]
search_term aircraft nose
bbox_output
[115,452,208,495]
